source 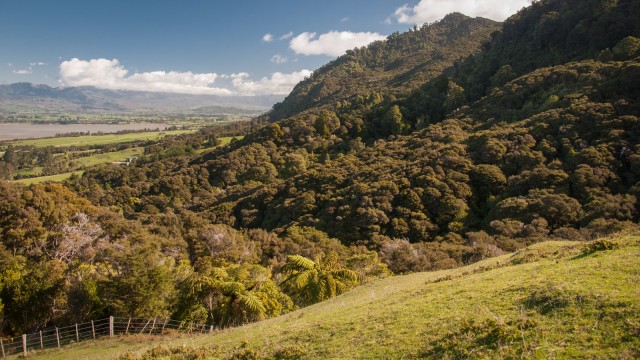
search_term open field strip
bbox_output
[6,130,194,148]
[14,171,84,185]
[73,147,144,167]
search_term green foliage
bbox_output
[612,36,640,60]
[280,252,359,307]
[174,259,292,328]
[52,233,640,359]
[269,14,501,121]
[100,248,177,318]
[582,237,621,254]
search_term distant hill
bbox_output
[0,82,279,113]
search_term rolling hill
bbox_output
[0,83,278,114]
[31,232,640,359]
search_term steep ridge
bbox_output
[452,0,640,101]
[269,13,500,121]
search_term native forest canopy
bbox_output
[1,0,639,342]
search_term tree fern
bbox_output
[279,253,359,307]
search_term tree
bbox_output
[279,252,358,307]
[100,247,176,318]
[175,260,291,327]
[384,105,408,135]
[612,36,640,60]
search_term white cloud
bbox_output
[271,54,288,64]
[13,68,32,75]
[279,32,293,40]
[262,33,274,42]
[231,69,312,96]
[30,62,46,66]
[58,58,308,96]
[59,58,231,95]
[391,0,532,25]
[290,31,386,57]
[341,17,350,22]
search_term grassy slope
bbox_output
[27,232,640,359]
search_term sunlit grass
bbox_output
[7,130,193,148]
[73,147,144,167]
[27,232,640,359]
[13,171,84,185]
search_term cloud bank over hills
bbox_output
[59,58,311,96]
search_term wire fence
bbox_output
[0,316,214,358]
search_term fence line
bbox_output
[0,316,214,358]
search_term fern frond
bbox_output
[238,292,266,315]
[283,255,316,272]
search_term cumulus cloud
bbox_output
[271,54,288,64]
[58,58,308,96]
[341,17,350,22]
[290,31,386,57]
[13,68,32,75]
[262,33,274,42]
[391,0,531,24]
[230,69,312,96]
[279,32,294,40]
[59,58,231,95]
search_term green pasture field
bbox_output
[14,171,84,185]
[72,147,144,167]
[5,130,194,148]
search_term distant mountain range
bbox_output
[0,82,281,114]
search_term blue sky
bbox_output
[0,0,530,96]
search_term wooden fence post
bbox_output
[1,338,5,358]
[91,320,96,339]
[140,319,151,334]
[125,318,131,335]
[56,327,60,348]
[75,323,80,342]
[209,325,214,333]
[161,317,168,332]
[109,316,114,337]
[22,334,27,356]
[149,317,156,334]
[40,330,43,349]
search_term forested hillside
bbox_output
[269,13,500,120]
[1,0,639,338]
